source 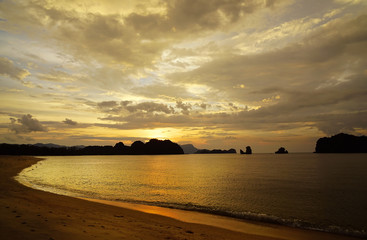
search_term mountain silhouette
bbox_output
[315,133,367,153]
[0,139,184,155]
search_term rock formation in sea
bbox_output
[315,133,367,153]
[240,146,252,154]
[275,147,288,154]
[246,146,252,154]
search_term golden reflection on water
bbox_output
[17,153,367,236]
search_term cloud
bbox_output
[166,0,276,33]
[9,114,47,134]
[94,73,367,135]
[0,0,285,70]
[176,100,192,115]
[69,135,151,144]
[97,101,122,114]
[0,57,30,80]
[63,118,77,126]
[126,102,175,114]
[38,70,76,83]
[124,0,286,40]
[130,81,202,100]
[97,100,175,115]
[97,112,193,130]
[312,111,367,135]
[167,14,367,107]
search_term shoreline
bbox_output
[0,156,360,240]
[80,197,362,240]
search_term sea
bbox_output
[16,153,367,238]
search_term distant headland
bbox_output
[195,148,236,154]
[180,144,236,154]
[315,133,367,153]
[0,139,184,155]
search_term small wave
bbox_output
[111,198,367,238]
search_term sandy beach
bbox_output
[0,156,360,240]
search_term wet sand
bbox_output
[0,156,360,240]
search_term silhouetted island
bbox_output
[240,146,252,154]
[0,139,184,155]
[315,133,367,153]
[275,147,288,154]
[195,148,236,154]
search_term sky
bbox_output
[0,0,366,153]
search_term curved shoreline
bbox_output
[0,156,360,240]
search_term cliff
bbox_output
[315,133,367,153]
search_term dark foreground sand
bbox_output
[0,156,360,240]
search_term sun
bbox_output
[139,128,179,141]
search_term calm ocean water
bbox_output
[16,153,367,237]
